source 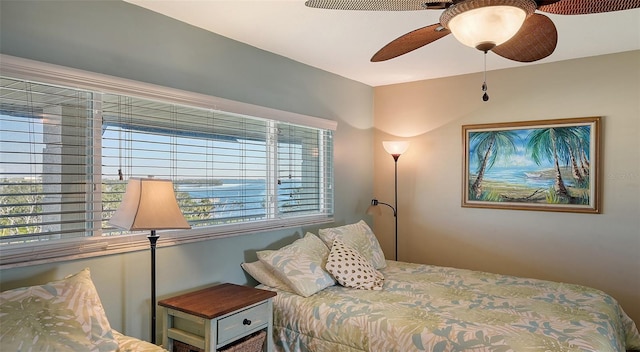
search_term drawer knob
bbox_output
[243,318,252,326]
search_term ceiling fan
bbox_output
[304,0,640,63]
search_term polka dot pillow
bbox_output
[325,239,384,290]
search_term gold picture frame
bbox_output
[462,117,601,213]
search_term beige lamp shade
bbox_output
[366,203,382,216]
[109,177,190,231]
[382,141,410,156]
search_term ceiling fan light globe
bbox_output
[441,0,536,50]
[448,5,526,49]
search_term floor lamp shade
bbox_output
[109,177,190,231]
[382,141,410,158]
[366,199,384,216]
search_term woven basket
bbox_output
[171,329,266,352]
[173,340,204,352]
[218,330,266,352]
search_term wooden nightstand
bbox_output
[159,283,277,352]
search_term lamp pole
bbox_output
[148,231,158,344]
[372,141,408,262]
[391,153,400,261]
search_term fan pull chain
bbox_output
[482,51,489,102]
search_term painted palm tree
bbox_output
[574,125,591,177]
[580,149,590,176]
[563,126,588,185]
[527,126,587,200]
[469,131,519,199]
[565,126,592,184]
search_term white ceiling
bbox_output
[125,0,640,87]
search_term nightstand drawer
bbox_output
[217,302,269,343]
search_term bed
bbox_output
[242,221,640,352]
[0,268,167,352]
[265,260,640,351]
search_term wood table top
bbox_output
[158,283,277,320]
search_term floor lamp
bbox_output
[109,177,191,344]
[367,141,409,261]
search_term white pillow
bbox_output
[0,268,118,352]
[241,261,292,292]
[257,233,335,297]
[325,239,384,290]
[319,220,386,269]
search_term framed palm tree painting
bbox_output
[462,117,601,213]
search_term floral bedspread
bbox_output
[113,331,167,352]
[265,261,640,352]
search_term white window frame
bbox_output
[0,54,337,268]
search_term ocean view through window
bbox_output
[0,56,335,267]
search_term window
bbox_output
[100,94,333,233]
[0,56,335,267]
[0,79,97,243]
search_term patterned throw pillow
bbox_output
[319,220,387,269]
[325,239,384,290]
[0,268,119,352]
[241,261,293,292]
[257,232,335,297]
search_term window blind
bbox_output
[0,77,98,244]
[100,93,333,234]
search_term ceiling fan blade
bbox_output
[535,1,563,5]
[304,0,451,11]
[538,0,640,15]
[371,24,451,62]
[492,14,557,62]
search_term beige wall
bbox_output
[372,51,640,324]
